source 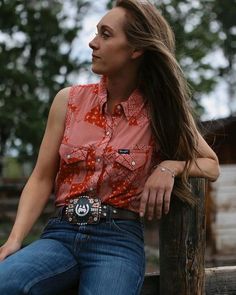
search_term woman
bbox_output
[0,0,219,294]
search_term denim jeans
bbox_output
[0,211,145,295]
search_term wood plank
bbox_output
[215,186,236,194]
[211,165,236,187]
[59,266,236,295]
[216,212,236,226]
[215,193,236,209]
[205,266,236,295]
[216,233,236,253]
[213,179,236,187]
[141,266,236,295]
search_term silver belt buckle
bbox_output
[65,196,102,225]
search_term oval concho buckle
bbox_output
[65,196,102,225]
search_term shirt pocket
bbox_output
[59,143,88,165]
[114,151,147,171]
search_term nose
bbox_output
[89,35,99,50]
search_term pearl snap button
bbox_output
[67,154,71,159]
[131,161,136,166]
[106,131,110,136]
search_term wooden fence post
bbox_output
[159,178,206,295]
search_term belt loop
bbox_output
[106,205,112,223]
[58,206,64,221]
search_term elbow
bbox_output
[209,158,220,182]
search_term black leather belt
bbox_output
[56,195,140,225]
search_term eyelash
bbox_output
[95,31,110,39]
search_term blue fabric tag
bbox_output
[118,149,130,154]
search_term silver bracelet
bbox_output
[154,164,176,178]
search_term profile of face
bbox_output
[89,7,142,77]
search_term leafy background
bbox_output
[0,0,235,175]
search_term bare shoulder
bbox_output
[51,87,71,114]
[48,87,71,126]
[32,87,72,179]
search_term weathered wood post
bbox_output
[159,178,206,295]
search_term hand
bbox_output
[139,165,175,220]
[0,239,22,261]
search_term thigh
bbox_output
[78,219,146,295]
[0,237,79,295]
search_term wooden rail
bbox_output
[159,178,206,294]
[141,266,236,295]
[59,266,236,295]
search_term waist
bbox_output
[55,195,140,225]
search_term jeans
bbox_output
[0,211,145,295]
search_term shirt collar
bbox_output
[97,75,145,120]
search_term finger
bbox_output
[139,187,149,217]
[147,188,156,220]
[155,188,164,219]
[163,189,172,215]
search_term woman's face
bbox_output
[89,7,135,77]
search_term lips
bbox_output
[92,54,100,59]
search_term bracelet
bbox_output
[154,164,176,178]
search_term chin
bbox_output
[91,66,105,75]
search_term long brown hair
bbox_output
[116,0,199,205]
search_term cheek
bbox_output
[106,47,131,66]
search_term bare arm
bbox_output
[160,130,220,181]
[139,129,220,221]
[0,87,70,260]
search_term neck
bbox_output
[105,72,139,102]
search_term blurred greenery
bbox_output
[2,157,21,178]
[1,0,236,176]
[0,0,90,176]
[212,0,236,107]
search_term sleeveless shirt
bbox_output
[54,75,160,213]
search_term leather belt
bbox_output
[55,195,140,225]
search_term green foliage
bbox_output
[0,0,90,170]
[211,0,236,109]
[2,157,21,178]
[1,0,236,174]
[107,0,236,115]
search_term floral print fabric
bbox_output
[54,76,160,213]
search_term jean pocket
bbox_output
[41,217,61,233]
[111,219,144,241]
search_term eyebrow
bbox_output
[96,23,114,32]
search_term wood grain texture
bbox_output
[205,266,236,295]
[60,266,236,294]
[159,178,206,295]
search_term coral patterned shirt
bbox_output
[54,75,160,213]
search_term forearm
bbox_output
[160,157,220,182]
[8,175,54,244]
